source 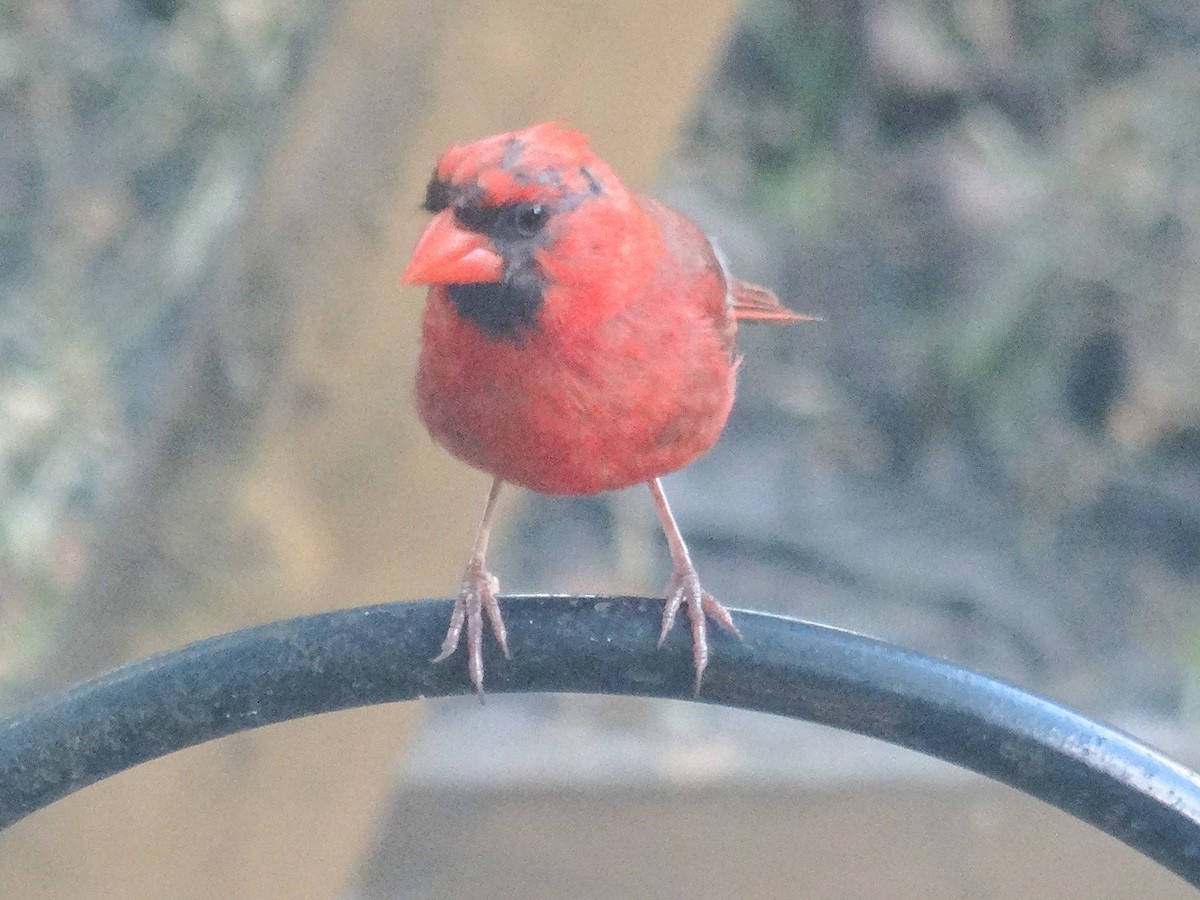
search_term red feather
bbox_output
[731,279,816,322]
[403,122,816,693]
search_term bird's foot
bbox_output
[657,567,742,695]
[433,556,510,693]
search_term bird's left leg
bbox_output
[648,477,741,694]
[433,477,509,692]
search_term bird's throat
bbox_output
[447,271,544,344]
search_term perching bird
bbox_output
[404,122,807,694]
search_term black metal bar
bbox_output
[2,596,1199,887]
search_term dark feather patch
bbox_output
[448,273,544,343]
[423,176,451,213]
[581,166,604,195]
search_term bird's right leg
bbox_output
[433,477,510,692]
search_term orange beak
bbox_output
[403,210,504,285]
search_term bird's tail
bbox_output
[731,279,818,323]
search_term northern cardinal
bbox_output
[404,122,807,694]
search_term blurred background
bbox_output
[2,0,1200,897]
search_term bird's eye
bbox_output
[514,204,549,237]
[457,202,548,238]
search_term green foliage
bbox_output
[0,1,324,670]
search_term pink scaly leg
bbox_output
[433,478,509,693]
[648,477,741,694]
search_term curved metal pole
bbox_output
[1,596,1199,887]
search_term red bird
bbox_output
[404,122,807,694]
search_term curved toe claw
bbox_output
[433,559,508,693]
[659,568,741,695]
